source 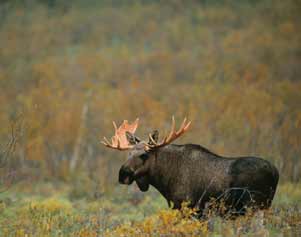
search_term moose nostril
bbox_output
[119,166,135,184]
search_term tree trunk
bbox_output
[69,103,88,172]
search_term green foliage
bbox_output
[0,183,301,236]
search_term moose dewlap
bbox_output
[102,117,279,216]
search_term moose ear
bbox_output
[126,131,140,145]
[148,130,159,145]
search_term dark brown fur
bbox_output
[119,140,279,216]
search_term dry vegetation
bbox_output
[0,182,301,236]
[0,0,301,236]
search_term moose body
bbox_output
[103,118,279,216]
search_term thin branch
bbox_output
[0,116,22,167]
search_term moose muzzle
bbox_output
[119,166,135,185]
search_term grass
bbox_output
[0,182,300,236]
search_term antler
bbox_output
[101,118,139,150]
[101,117,191,151]
[147,116,191,149]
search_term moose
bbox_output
[102,117,279,216]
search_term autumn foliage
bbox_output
[0,1,301,236]
[0,0,301,190]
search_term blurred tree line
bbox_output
[0,0,300,194]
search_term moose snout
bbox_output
[119,166,135,185]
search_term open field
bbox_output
[0,182,301,236]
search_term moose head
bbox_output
[101,117,191,192]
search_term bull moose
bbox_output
[102,117,279,216]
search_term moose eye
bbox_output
[140,153,148,161]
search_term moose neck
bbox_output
[146,144,224,204]
[148,145,185,201]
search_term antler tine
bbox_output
[101,136,114,148]
[166,116,176,141]
[176,117,187,135]
[113,121,118,132]
[147,117,191,149]
[183,120,191,131]
[166,116,188,144]
[103,136,111,145]
[101,118,139,151]
[149,133,157,145]
[153,118,173,146]
[178,118,191,135]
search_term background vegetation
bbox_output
[0,0,300,236]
